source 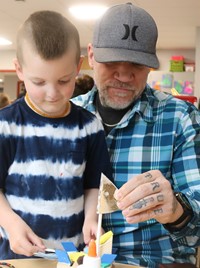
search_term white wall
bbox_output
[0,50,17,100]
[157,49,195,71]
[0,48,195,71]
[149,49,196,98]
[4,75,19,100]
[0,48,196,100]
[0,50,16,69]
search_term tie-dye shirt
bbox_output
[0,97,112,259]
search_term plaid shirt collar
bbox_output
[80,84,172,125]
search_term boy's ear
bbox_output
[13,58,24,81]
[76,55,84,74]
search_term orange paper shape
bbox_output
[88,239,97,257]
[97,174,119,214]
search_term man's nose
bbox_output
[113,63,134,82]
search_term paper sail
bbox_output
[97,173,119,214]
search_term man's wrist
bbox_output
[163,192,193,232]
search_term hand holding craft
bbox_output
[114,170,185,225]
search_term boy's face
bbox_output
[14,41,82,116]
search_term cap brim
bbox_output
[93,47,159,69]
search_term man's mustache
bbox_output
[105,82,134,90]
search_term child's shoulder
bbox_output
[0,98,22,119]
[71,101,97,120]
[70,101,102,131]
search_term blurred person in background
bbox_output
[72,74,94,98]
[0,93,11,109]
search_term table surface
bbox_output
[0,259,139,268]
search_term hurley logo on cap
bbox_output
[121,24,138,41]
[92,2,159,69]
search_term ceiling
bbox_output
[0,0,200,52]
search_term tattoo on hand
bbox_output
[157,194,164,202]
[144,172,153,179]
[130,197,154,210]
[151,182,160,191]
[153,207,163,215]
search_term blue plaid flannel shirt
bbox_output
[72,85,200,267]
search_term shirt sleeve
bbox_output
[167,105,200,246]
[83,116,112,189]
[0,119,14,189]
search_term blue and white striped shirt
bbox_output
[0,97,112,259]
[73,85,200,267]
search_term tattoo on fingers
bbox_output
[147,207,163,218]
[157,194,164,202]
[130,197,154,210]
[144,172,153,179]
[153,207,163,215]
[151,182,160,191]
[130,194,164,210]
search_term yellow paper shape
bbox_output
[98,231,113,256]
[99,231,113,244]
[68,251,85,262]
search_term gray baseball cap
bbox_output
[92,3,159,69]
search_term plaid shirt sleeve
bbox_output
[72,86,200,266]
[166,102,200,245]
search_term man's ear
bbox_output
[87,43,94,69]
[13,58,24,81]
[76,55,84,74]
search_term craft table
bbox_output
[0,259,139,268]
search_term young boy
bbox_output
[0,11,112,259]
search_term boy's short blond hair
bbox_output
[16,10,80,65]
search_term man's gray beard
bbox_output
[98,87,140,110]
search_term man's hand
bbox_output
[114,170,184,224]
